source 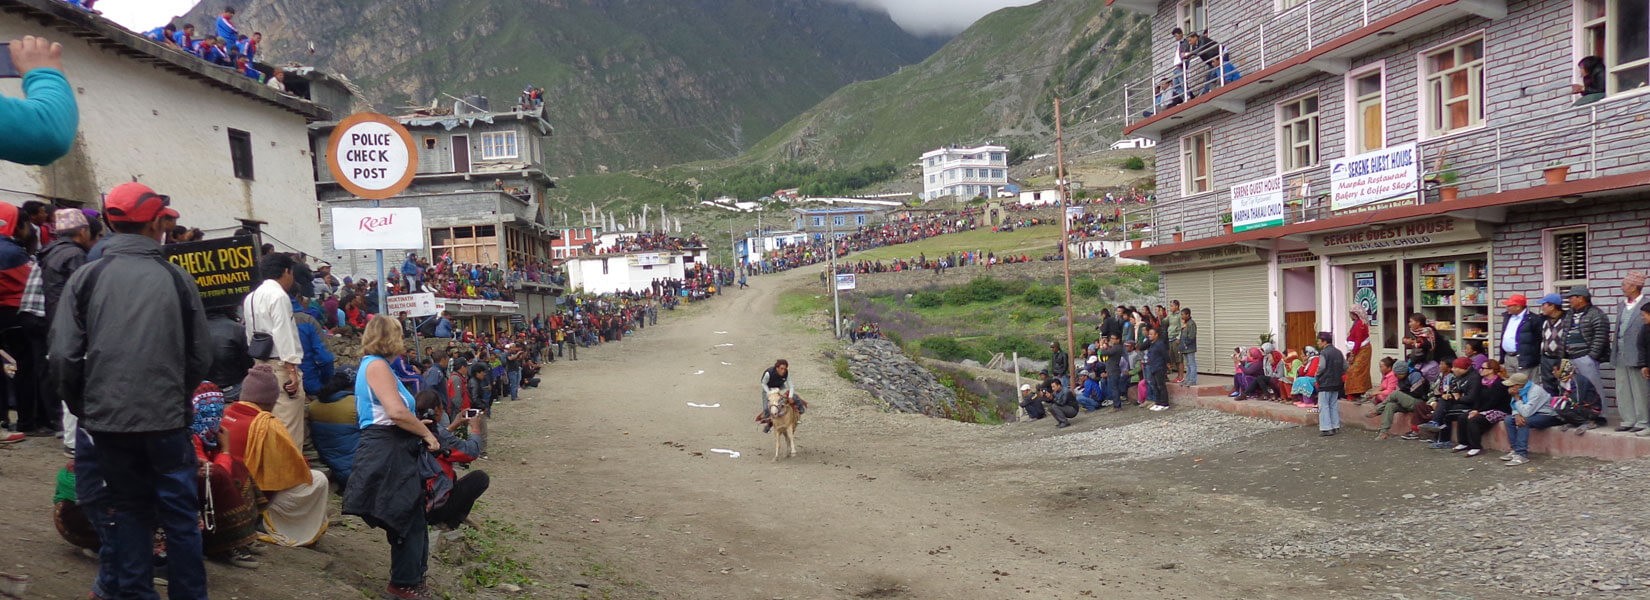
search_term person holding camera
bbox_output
[414,389,489,530]
[1042,378,1080,429]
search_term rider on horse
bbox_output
[758,359,805,433]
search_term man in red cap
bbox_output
[1498,293,1544,377]
[49,182,211,598]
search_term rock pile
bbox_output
[844,339,959,417]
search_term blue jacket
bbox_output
[433,317,453,338]
[0,68,78,166]
[293,300,335,392]
[215,16,239,45]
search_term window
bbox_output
[428,225,498,264]
[1421,36,1485,137]
[227,129,254,180]
[1180,130,1212,195]
[1279,0,1309,11]
[1178,0,1207,35]
[990,151,1005,163]
[855,215,867,225]
[1579,0,1650,94]
[1348,65,1385,154]
[929,175,936,183]
[812,216,825,227]
[1279,94,1320,171]
[1549,228,1589,292]
[601,258,609,275]
[480,131,518,160]
[966,168,975,178]
[832,215,846,227]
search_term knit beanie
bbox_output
[242,364,281,407]
[1451,357,1473,370]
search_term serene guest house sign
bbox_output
[1307,217,1490,255]
[1230,175,1285,232]
[325,112,418,200]
[1330,142,1419,211]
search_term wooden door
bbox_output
[1285,312,1316,353]
[452,135,470,173]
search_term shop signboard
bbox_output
[835,273,857,291]
[332,207,424,250]
[1329,142,1419,211]
[1152,246,1265,272]
[1353,270,1379,327]
[164,235,258,309]
[634,253,671,266]
[1307,217,1490,255]
[385,292,440,318]
[1230,175,1286,232]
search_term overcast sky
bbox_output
[103,1,1038,37]
[838,0,1040,36]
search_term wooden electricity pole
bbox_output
[1054,97,1077,372]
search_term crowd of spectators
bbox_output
[1143,28,1244,117]
[583,232,707,256]
[132,6,285,89]
[745,210,987,275]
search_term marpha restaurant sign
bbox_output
[1330,142,1418,211]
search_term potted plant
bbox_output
[1219,212,1234,234]
[1128,230,1144,250]
[1435,167,1461,201]
[1543,161,1571,185]
[1171,227,1184,243]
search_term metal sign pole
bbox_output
[830,215,841,339]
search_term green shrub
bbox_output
[910,291,944,309]
[1123,156,1147,170]
[834,356,855,381]
[919,336,975,362]
[1073,278,1100,298]
[1022,285,1064,307]
[941,286,973,306]
[990,334,1050,361]
[964,277,1015,303]
[1117,264,1157,280]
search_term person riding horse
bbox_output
[758,359,805,433]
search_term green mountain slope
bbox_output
[186,0,941,173]
[743,0,1149,168]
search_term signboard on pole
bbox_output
[331,207,425,250]
[385,292,441,318]
[1330,142,1418,211]
[1230,175,1286,233]
[834,273,857,291]
[165,235,259,309]
[325,112,418,200]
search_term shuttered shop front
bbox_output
[1155,247,1270,376]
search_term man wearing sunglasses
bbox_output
[49,182,213,599]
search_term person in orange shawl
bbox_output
[1345,310,1375,399]
[220,364,330,546]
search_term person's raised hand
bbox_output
[8,36,64,74]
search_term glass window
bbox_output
[855,215,867,225]
[1587,0,1650,93]
[1350,69,1384,154]
[1178,0,1207,35]
[833,215,846,226]
[1280,95,1320,171]
[228,129,254,180]
[1181,131,1212,195]
[1422,36,1485,137]
[480,131,519,160]
[812,216,824,227]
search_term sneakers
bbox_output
[1056,422,1071,429]
[1505,455,1530,466]
[1498,452,1519,461]
[1577,422,1598,435]
[1399,432,1422,441]
[1428,440,1453,449]
[1465,448,1482,457]
[1228,391,1241,398]
[1418,421,1445,433]
[1149,404,1169,412]
[0,432,23,444]
[229,547,260,569]
[383,583,438,600]
[1451,444,1470,452]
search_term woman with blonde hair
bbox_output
[342,315,443,600]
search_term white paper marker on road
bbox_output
[710,449,741,458]
[687,402,720,408]
[720,361,733,366]
[715,343,734,348]
[714,331,728,334]
[692,370,705,375]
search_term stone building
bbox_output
[310,101,562,332]
[1111,0,1650,387]
[0,0,355,257]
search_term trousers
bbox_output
[90,428,208,599]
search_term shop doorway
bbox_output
[1282,266,1317,352]
[1347,262,1403,352]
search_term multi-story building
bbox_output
[311,101,563,331]
[0,0,354,258]
[1113,0,1650,388]
[921,145,1010,200]
[793,206,883,238]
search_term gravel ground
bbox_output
[1244,459,1650,597]
[1009,409,1295,462]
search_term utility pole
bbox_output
[1053,96,1076,372]
[829,214,841,339]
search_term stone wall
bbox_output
[844,339,959,417]
[836,258,1121,296]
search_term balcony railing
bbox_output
[1125,0,1383,125]
[1150,92,1650,244]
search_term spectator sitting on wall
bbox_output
[216,6,240,45]
[1,35,78,167]
[268,67,288,93]
[145,23,178,46]
[237,32,261,63]
[172,23,195,49]
[235,56,263,82]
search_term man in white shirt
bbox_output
[1499,294,1540,375]
[243,252,307,448]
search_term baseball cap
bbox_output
[1539,293,1564,307]
[1019,384,1032,392]
[105,182,180,223]
[0,203,17,238]
[1501,293,1527,307]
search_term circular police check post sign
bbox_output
[326,113,418,200]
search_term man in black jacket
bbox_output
[1145,327,1172,411]
[1048,342,1070,389]
[49,182,212,599]
[1498,293,1544,376]
[1563,285,1610,407]
[1315,332,1347,436]
[1041,378,1079,429]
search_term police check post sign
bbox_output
[326,113,418,200]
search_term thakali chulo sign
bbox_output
[1229,175,1285,233]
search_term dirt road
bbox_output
[3,265,1603,599]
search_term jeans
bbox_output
[1182,352,1198,385]
[1505,413,1563,456]
[1101,377,1123,407]
[1047,402,1078,425]
[1318,391,1343,431]
[1148,368,1170,406]
[387,507,428,587]
[1076,391,1100,411]
[507,369,522,401]
[1569,356,1605,407]
[92,428,207,600]
[72,428,116,598]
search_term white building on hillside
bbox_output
[564,247,711,295]
[0,0,355,258]
[920,144,1009,200]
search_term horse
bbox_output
[766,389,801,461]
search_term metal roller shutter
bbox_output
[1209,265,1270,376]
